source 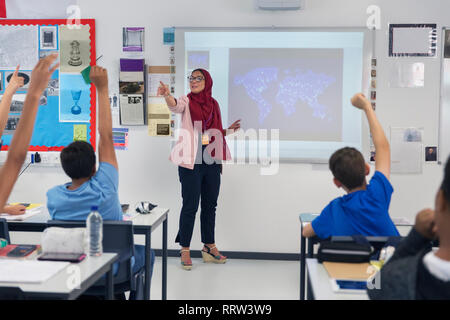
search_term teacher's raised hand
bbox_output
[158,81,170,97]
[227,119,241,135]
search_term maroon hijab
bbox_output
[187,69,228,160]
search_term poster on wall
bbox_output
[389,24,437,57]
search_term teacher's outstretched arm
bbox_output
[158,81,178,108]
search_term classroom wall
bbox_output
[10,0,449,253]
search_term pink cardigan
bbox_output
[168,95,231,170]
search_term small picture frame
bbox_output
[371,69,377,78]
[371,91,377,100]
[425,146,437,162]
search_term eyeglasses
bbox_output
[187,76,205,82]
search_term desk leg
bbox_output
[300,233,306,300]
[144,229,152,300]
[162,217,168,300]
[106,265,114,300]
[306,238,314,300]
[307,269,315,300]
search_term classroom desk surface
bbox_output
[306,258,369,300]
[0,253,118,300]
[298,213,412,300]
[7,207,169,300]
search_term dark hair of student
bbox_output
[329,147,366,190]
[60,141,96,179]
[442,156,450,204]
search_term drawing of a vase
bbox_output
[71,90,82,115]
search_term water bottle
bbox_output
[87,206,103,256]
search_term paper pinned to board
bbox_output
[390,127,424,174]
[148,102,171,136]
[388,62,425,88]
[147,66,172,97]
[119,94,145,125]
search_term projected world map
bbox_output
[234,68,336,124]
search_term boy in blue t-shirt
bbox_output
[46,66,154,286]
[303,93,399,239]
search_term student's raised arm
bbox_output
[0,65,24,138]
[0,54,59,210]
[351,93,390,179]
[90,66,118,170]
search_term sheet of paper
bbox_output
[120,71,144,82]
[59,74,91,123]
[60,25,91,73]
[123,27,144,52]
[120,94,144,125]
[112,128,129,150]
[148,73,171,97]
[0,206,43,221]
[148,103,171,136]
[147,66,172,97]
[163,27,175,45]
[73,124,87,142]
[0,260,69,283]
[388,62,425,88]
[0,25,39,69]
[391,127,424,174]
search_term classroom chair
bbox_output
[47,220,146,300]
[0,218,10,243]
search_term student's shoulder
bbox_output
[369,170,393,189]
[46,183,69,196]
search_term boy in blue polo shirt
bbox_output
[303,93,399,239]
[46,66,154,297]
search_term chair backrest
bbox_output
[46,220,134,285]
[0,218,10,243]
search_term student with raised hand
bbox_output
[369,157,450,300]
[0,65,27,216]
[302,93,399,239]
[0,54,59,212]
[46,66,154,297]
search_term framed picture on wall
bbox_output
[389,24,437,57]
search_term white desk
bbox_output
[306,258,369,300]
[0,253,118,300]
[7,206,169,300]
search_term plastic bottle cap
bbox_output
[91,206,99,211]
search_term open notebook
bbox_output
[0,204,44,221]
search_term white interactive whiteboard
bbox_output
[174,27,373,163]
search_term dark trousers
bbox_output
[175,162,222,248]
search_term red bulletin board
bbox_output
[0,19,96,151]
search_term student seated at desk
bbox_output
[46,66,155,295]
[0,66,31,217]
[368,157,450,300]
[0,55,59,217]
[302,93,399,239]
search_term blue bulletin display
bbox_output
[0,19,96,151]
